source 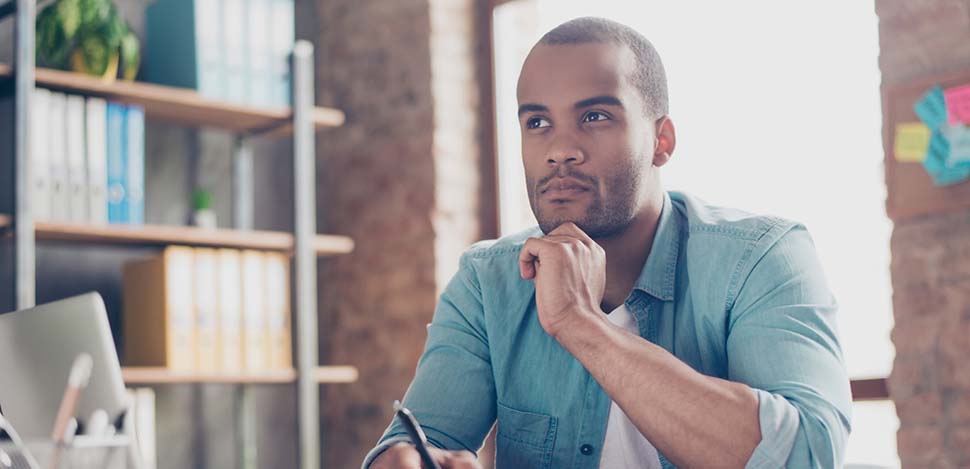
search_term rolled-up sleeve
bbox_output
[727,224,852,468]
[362,253,496,468]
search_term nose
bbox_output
[545,133,586,167]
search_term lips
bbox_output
[541,178,590,198]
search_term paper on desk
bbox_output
[893,122,930,162]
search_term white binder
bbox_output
[30,88,52,222]
[66,94,88,223]
[85,97,109,225]
[48,91,70,222]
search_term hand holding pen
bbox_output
[370,401,482,469]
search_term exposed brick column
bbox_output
[309,0,491,466]
[877,1,970,467]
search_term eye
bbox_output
[526,116,551,129]
[582,111,610,123]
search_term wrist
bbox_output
[551,306,609,346]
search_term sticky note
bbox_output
[942,124,970,165]
[922,130,949,175]
[915,86,947,130]
[944,84,970,125]
[922,129,970,186]
[893,123,930,162]
[932,165,970,186]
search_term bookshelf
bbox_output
[0,217,355,255]
[2,5,344,468]
[0,63,345,135]
[121,366,359,385]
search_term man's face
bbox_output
[517,42,658,237]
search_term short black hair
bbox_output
[539,17,669,119]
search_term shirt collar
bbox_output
[632,191,680,302]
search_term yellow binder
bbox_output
[122,246,195,370]
[264,252,292,370]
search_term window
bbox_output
[493,1,897,466]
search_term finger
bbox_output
[377,442,422,469]
[518,238,545,279]
[427,447,454,469]
[439,450,481,469]
[541,234,581,246]
[541,235,590,257]
[548,222,595,245]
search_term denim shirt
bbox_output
[363,191,852,469]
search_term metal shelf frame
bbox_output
[2,3,327,468]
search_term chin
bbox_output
[537,216,586,235]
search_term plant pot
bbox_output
[70,49,118,82]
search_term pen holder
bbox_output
[0,435,134,469]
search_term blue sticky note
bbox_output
[932,165,970,186]
[922,129,950,175]
[943,124,970,165]
[922,131,970,186]
[915,86,948,130]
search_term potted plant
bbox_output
[35,0,141,82]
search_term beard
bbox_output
[527,164,642,238]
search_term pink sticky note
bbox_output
[944,84,970,125]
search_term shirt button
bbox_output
[580,444,594,455]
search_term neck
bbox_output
[595,191,664,312]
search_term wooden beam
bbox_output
[851,378,890,401]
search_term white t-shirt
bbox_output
[599,304,663,469]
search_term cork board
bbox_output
[883,69,970,221]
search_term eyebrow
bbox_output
[518,103,549,117]
[574,95,624,109]
[517,95,624,117]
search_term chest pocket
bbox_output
[496,402,558,469]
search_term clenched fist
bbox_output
[518,222,607,339]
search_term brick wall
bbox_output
[311,0,491,467]
[877,1,970,467]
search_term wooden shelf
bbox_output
[0,63,345,135]
[0,217,354,256]
[121,366,359,384]
[850,377,889,401]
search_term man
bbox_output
[364,16,851,469]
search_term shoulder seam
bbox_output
[687,215,791,241]
[722,217,796,313]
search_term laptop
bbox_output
[0,292,128,439]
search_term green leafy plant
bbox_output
[192,189,213,211]
[36,0,140,81]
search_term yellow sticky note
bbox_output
[894,122,930,163]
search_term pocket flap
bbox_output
[496,402,557,448]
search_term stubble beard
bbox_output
[528,165,641,239]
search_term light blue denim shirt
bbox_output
[363,190,851,469]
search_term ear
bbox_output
[652,116,676,167]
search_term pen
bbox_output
[393,400,442,469]
[48,353,93,469]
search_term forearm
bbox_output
[555,313,761,468]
